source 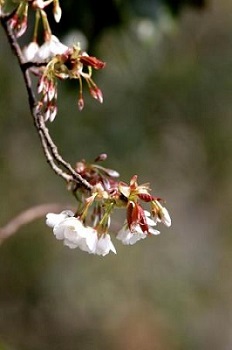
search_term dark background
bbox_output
[1,0,232,349]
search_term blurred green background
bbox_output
[1,0,232,349]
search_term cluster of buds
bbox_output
[46,155,171,256]
[7,0,61,38]
[2,1,172,257]
[37,72,58,121]
[8,1,29,37]
[4,0,106,119]
[34,42,106,120]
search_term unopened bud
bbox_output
[90,87,103,103]
[94,153,107,162]
[78,96,84,111]
[53,1,62,22]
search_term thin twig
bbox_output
[39,127,73,182]
[36,114,92,189]
[0,203,74,244]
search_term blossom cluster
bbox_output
[4,0,105,120]
[8,0,62,38]
[1,1,172,257]
[32,39,105,121]
[46,156,171,257]
[46,211,116,256]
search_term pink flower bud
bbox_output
[48,81,56,101]
[8,15,18,30]
[37,76,47,94]
[49,105,58,122]
[15,15,27,37]
[78,97,84,111]
[9,14,27,37]
[94,153,108,162]
[90,87,103,103]
[44,104,57,122]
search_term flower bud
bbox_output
[78,96,84,111]
[90,86,103,103]
[53,1,62,22]
[94,153,108,162]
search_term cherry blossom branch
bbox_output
[0,1,172,256]
[0,13,92,191]
[0,203,73,244]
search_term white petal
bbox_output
[128,231,146,245]
[46,210,74,228]
[23,42,39,62]
[116,227,133,245]
[84,228,98,253]
[146,216,157,227]
[63,226,79,243]
[95,234,116,256]
[54,6,62,23]
[62,217,85,237]
[144,210,151,217]
[52,216,82,241]
[116,226,130,242]
[117,225,147,245]
[63,240,78,249]
[161,207,172,227]
[48,107,57,122]
[149,228,160,235]
[34,35,68,62]
[53,224,65,240]
[109,240,117,254]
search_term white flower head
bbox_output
[83,227,117,256]
[117,210,160,245]
[53,217,86,249]
[46,211,116,256]
[117,225,147,245]
[152,203,172,227]
[95,233,117,256]
[53,216,87,248]
[33,35,68,62]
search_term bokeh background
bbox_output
[1,0,232,349]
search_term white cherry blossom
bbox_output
[95,233,117,256]
[117,211,160,245]
[53,216,87,249]
[117,225,146,245]
[82,227,116,256]
[33,35,68,62]
[152,204,172,227]
[46,212,116,256]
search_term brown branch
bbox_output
[39,127,73,182]
[0,203,73,244]
[0,13,92,191]
[36,115,92,189]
